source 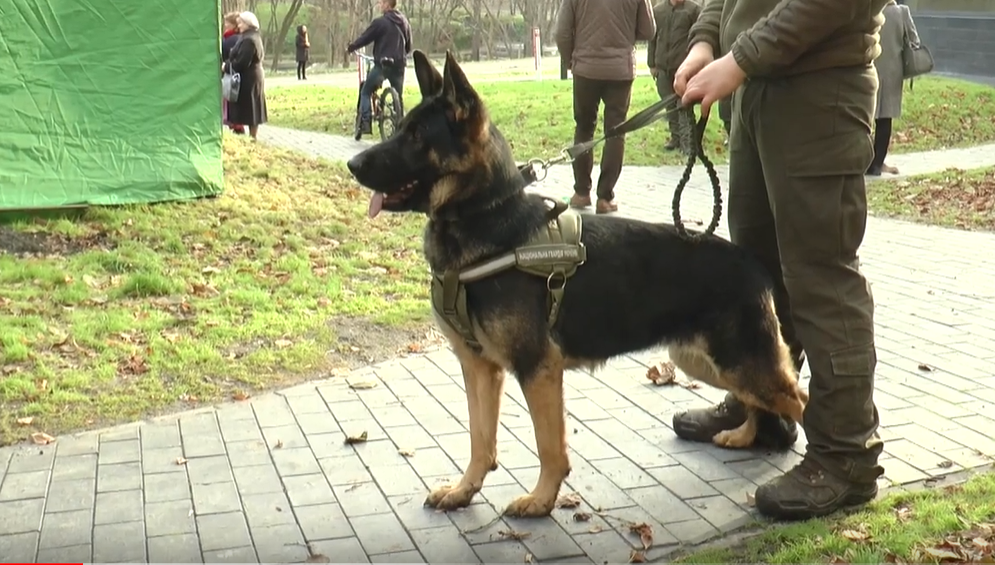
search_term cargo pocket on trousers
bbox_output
[828,343,878,438]
[785,130,873,178]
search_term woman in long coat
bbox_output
[295,25,310,81]
[221,12,245,135]
[868,0,921,176]
[228,11,268,140]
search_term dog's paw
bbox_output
[423,484,476,510]
[503,494,555,518]
[712,429,754,449]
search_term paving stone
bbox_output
[685,494,757,532]
[182,433,228,458]
[405,447,461,477]
[474,539,530,562]
[252,523,309,563]
[284,390,329,415]
[0,531,39,562]
[369,463,427,497]
[506,516,586,561]
[0,470,50,501]
[51,453,97,481]
[142,446,186,474]
[573,530,640,565]
[145,499,197,536]
[56,435,98,457]
[370,549,424,562]
[231,463,283,496]
[98,439,140,465]
[295,411,340,435]
[149,532,202,562]
[226,440,272,467]
[410,524,479,563]
[197,512,253,552]
[144,471,192,503]
[101,426,140,443]
[252,395,298,428]
[187,454,234,485]
[45,478,95,512]
[192,481,242,515]
[389,493,455,532]
[219,417,263,443]
[589,457,659,490]
[0,498,45,534]
[37,543,92,563]
[308,537,370,563]
[39,508,92,549]
[141,421,182,449]
[97,462,142,492]
[272,446,322,477]
[646,464,720,499]
[319,454,371,486]
[665,517,721,545]
[282,473,336,507]
[262,423,308,450]
[333,481,391,518]
[293,502,354,541]
[669,451,741,482]
[242,491,297,529]
[95,489,144,525]
[350,512,416,555]
[202,546,259,563]
[92,521,146,563]
[8,448,56,474]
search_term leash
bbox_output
[522,95,723,239]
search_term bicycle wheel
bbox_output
[378,87,403,142]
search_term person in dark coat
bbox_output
[347,0,413,138]
[295,25,310,80]
[221,12,245,135]
[228,11,268,140]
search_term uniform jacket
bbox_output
[874,1,919,119]
[648,0,702,73]
[689,0,892,78]
[555,0,656,81]
[348,10,413,67]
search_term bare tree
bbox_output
[269,0,306,71]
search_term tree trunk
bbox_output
[270,0,306,72]
[471,0,482,61]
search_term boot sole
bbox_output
[755,486,878,521]
[672,414,799,450]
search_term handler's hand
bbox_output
[673,42,714,97]
[681,52,746,116]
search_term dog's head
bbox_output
[347,50,517,219]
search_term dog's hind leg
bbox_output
[424,345,505,511]
[504,343,570,518]
[713,406,759,448]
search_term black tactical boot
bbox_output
[672,392,798,450]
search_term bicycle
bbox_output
[354,53,404,142]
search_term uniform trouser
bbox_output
[571,75,633,201]
[728,65,884,479]
[654,70,681,142]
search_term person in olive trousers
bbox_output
[647,0,701,152]
[672,0,890,521]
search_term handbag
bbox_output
[901,33,934,80]
[222,72,241,103]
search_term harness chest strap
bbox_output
[430,200,586,351]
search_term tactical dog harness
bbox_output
[430,197,586,352]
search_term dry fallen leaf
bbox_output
[175,456,189,465]
[274,338,293,348]
[398,448,416,457]
[573,511,592,522]
[629,550,647,563]
[840,528,871,542]
[274,439,284,449]
[894,505,912,522]
[345,431,369,445]
[524,553,534,563]
[745,491,756,507]
[232,391,250,401]
[938,459,954,468]
[304,554,330,563]
[31,431,56,445]
[498,530,531,541]
[629,522,654,550]
[921,546,962,561]
[587,525,603,533]
[645,362,677,386]
[918,363,933,372]
[16,416,34,426]
[556,492,583,509]
[348,379,379,390]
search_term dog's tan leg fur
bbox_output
[712,406,759,448]
[424,346,504,510]
[504,345,570,518]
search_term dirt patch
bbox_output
[870,167,995,231]
[332,316,446,368]
[0,225,113,256]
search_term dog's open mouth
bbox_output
[367,181,419,218]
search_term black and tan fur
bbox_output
[346,51,808,518]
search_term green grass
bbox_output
[677,470,995,564]
[868,166,995,231]
[0,135,434,445]
[266,75,995,167]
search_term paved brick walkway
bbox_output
[2,127,994,564]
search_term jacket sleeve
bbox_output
[731,0,864,77]
[688,0,723,55]
[230,38,255,73]
[348,19,382,52]
[404,20,413,54]
[647,6,660,68]
[901,5,921,48]
[636,0,657,42]
[555,0,574,64]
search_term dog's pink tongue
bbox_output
[368,192,385,219]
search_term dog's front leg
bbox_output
[424,350,504,510]
[713,405,759,449]
[504,350,570,518]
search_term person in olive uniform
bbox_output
[672,0,890,521]
[647,0,701,152]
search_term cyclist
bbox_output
[347,0,413,138]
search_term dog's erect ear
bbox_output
[442,51,483,123]
[413,50,443,99]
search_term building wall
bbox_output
[906,0,995,78]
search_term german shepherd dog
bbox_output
[346,51,807,518]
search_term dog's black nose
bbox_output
[346,154,363,176]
